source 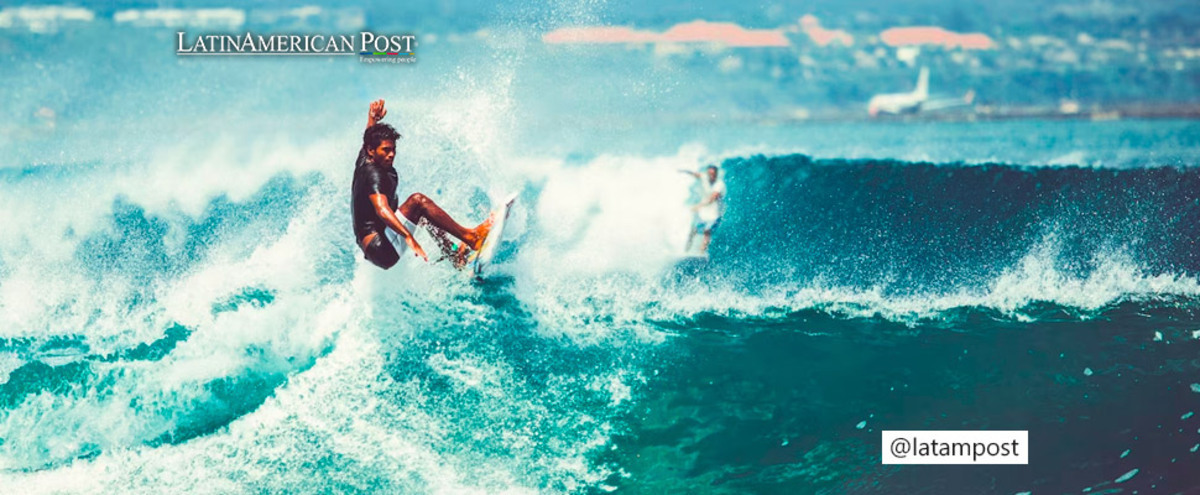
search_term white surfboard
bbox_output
[467,192,518,278]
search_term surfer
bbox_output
[352,99,492,269]
[682,165,726,255]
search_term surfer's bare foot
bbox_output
[467,214,495,251]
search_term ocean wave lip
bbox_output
[652,246,1200,326]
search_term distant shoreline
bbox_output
[720,103,1200,125]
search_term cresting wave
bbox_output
[687,154,1200,314]
[0,162,633,491]
[1,144,1197,490]
[510,150,1200,331]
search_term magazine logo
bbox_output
[176,31,416,63]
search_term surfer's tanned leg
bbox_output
[397,193,493,250]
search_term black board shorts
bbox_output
[361,216,416,270]
[363,232,401,269]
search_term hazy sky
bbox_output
[11,0,1198,30]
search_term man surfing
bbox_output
[681,165,726,256]
[352,99,491,269]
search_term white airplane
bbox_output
[867,67,974,117]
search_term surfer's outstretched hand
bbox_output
[367,99,387,127]
[404,235,428,262]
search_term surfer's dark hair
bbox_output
[364,123,401,150]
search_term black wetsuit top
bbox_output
[351,145,399,244]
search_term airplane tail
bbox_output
[915,66,929,99]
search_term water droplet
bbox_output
[1114,468,1139,483]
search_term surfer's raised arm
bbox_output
[679,169,701,179]
[367,99,387,129]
